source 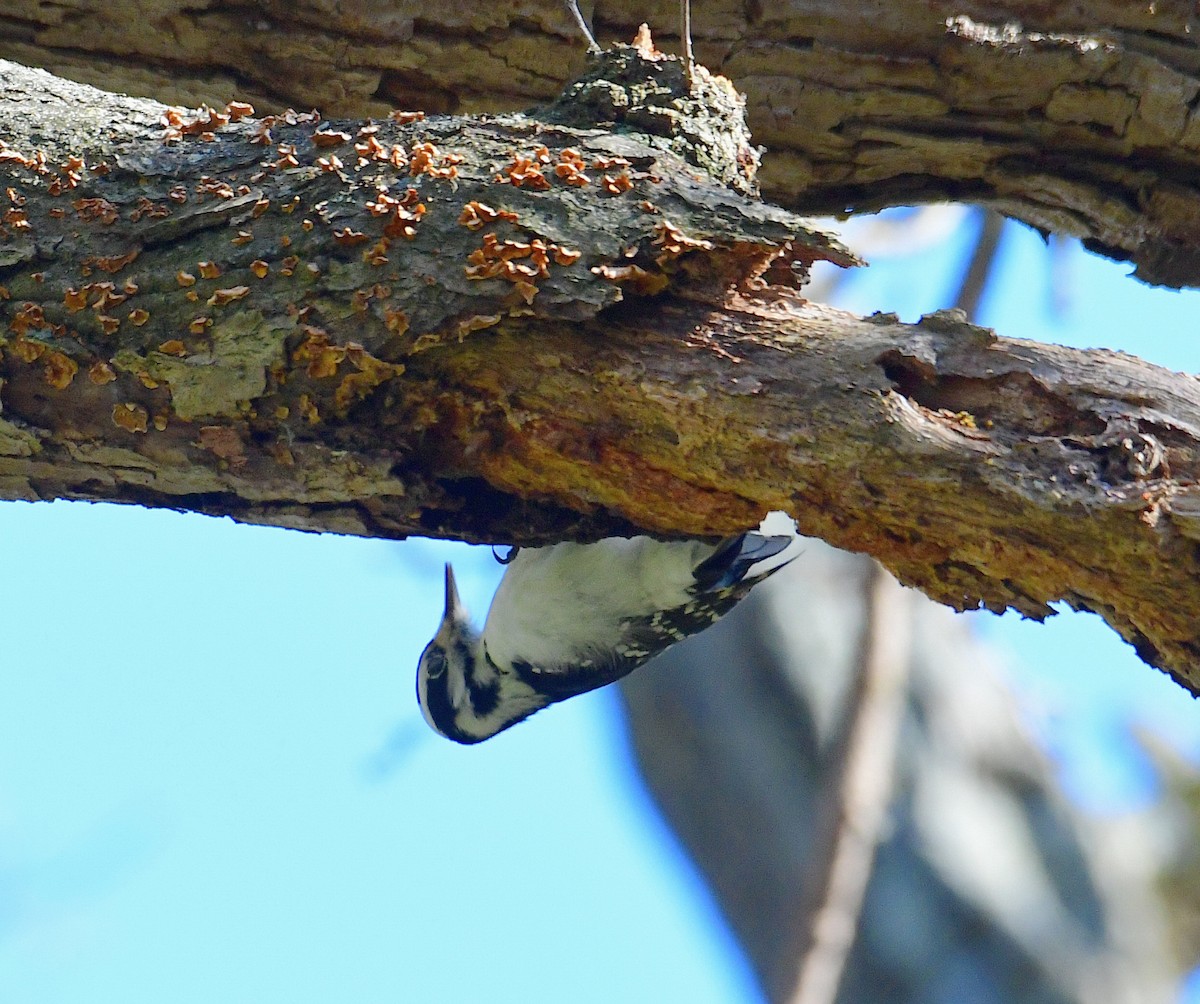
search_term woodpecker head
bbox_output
[416,563,546,744]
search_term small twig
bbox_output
[563,0,601,52]
[680,0,694,85]
[952,208,1006,321]
[787,562,912,1004]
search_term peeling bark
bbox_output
[4,1,1200,284]
[4,53,1200,691]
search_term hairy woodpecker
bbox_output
[417,512,801,743]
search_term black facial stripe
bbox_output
[420,669,485,744]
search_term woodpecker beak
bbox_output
[444,563,466,622]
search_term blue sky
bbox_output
[3,210,1200,1002]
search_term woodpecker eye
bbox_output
[423,647,447,678]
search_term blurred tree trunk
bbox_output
[619,545,1177,1003]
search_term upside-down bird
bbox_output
[417,512,801,743]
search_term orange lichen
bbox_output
[363,239,390,266]
[73,197,118,224]
[157,339,187,356]
[297,393,319,424]
[652,219,714,263]
[88,360,116,384]
[368,187,426,241]
[208,285,250,306]
[313,129,351,147]
[112,402,148,433]
[554,148,590,187]
[511,280,539,305]
[197,176,235,200]
[176,271,196,287]
[601,173,634,195]
[8,302,48,337]
[94,249,140,273]
[457,314,502,337]
[128,308,151,326]
[0,143,48,174]
[552,245,582,266]
[3,208,30,230]
[86,282,126,312]
[64,287,88,312]
[42,351,77,389]
[161,104,239,143]
[189,316,213,334]
[465,233,567,284]
[10,337,44,362]
[496,149,551,190]
[334,343,404,411]
[293,326,344,378]
[197,425,247,466]
[593,263,669,294]
[231,230,254,246]
[458,201,520,230]
[197,261,221,280]
[272,144,300,170]
[250,260,269,278]
[168,185,189,204]
[333,227,369,246]
[592,155,631,170]
[409,141,461,180]
[632,22,662,57]
[280,255,299,276]
[384,307,410,335]
[389,110,426,124]
[129,196,169,222]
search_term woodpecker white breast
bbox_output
[416,512,800,744]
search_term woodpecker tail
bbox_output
[693,512,800,591]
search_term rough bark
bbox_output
[4,55,1200,692]
[4,1,1200,284]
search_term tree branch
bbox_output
[5,1,1200,283]
[788,564,911,1004]
[4,55,1200,690]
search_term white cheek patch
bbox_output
[449,670,468,710]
